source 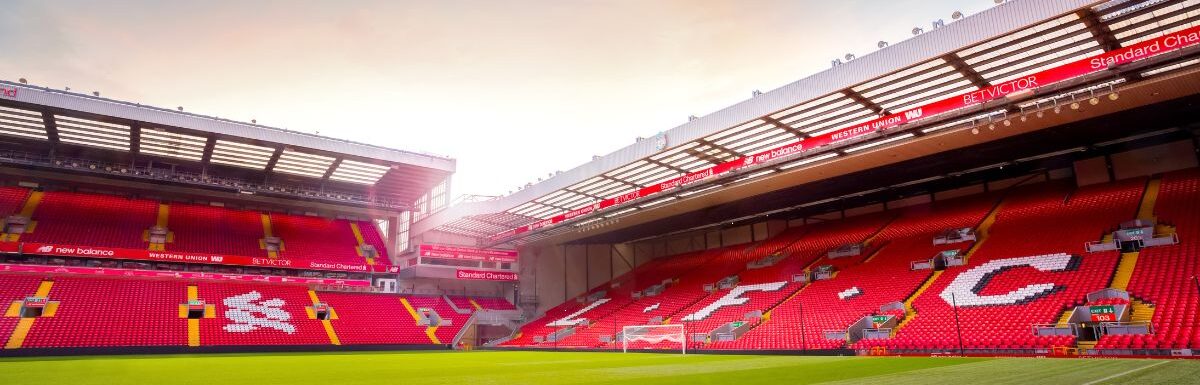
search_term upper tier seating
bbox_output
[0,186,29,217]
[271,214,383,268]
[168,203,265,257]
[447,296,477,310]
[444,296,515,311]
[21,191,158,249]
[3,188,389,271]
[355,220,391,262]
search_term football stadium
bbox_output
[3,0,1200,383]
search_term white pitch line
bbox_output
[1081,360,1170,385]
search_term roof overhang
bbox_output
[0,81,455,207]
[416,0,1200,245]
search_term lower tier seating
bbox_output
[0,273,458,349]
[508,174,1200,354]
[318,291,432,345]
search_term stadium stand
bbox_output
[0,273,464,349]
[270,214,379,268]
[0,188,391,272]
[20,192,158,249]
[404,296,470,344]
[1096,169,1200,351]
[0,275,44,348]
[444,295,516,311]
[0,186,29,218]
[3,172,1187,353]
[168,203,266,257]
[446,295,477,310]
[739,194,999,350]
[501,174,1198,354]
[18,276,188,348]
[3,0,1200,359]
[317,291,431,345]
[354,220,391,263]
[876,179,1142,352]
[197,282,333,347]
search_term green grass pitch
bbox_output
[0,351,1197,385]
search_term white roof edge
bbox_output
[0,81,456,173]
[412,0,1104,235]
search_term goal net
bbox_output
[621,324,686,354]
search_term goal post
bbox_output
[621,324,686,354]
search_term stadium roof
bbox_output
[416,0,1200,245]
[0,81,455,209]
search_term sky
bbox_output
[0,0,993,199]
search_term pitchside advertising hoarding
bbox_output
[0,263,372,286]
[491,25,1200,240]
[0,85,16,98]
[18,242,399,273]
[418,244,518,263]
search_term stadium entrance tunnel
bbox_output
[19,305,44,318]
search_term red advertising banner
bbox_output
[20,242,397,274]
[0,263,373,286]
[492,25,1200,240]
[419,244,518,262]
[455,269,519,281]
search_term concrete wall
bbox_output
[1111,140,1198,180]
[890,194,932,209]
[845,203,884,218]
[1074,156,1111,186]
[935,184,985,201]
[1075,139,1199,186]
[721,225,753,246]
[988,173,1047,191]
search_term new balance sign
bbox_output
[21,242,385,273]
